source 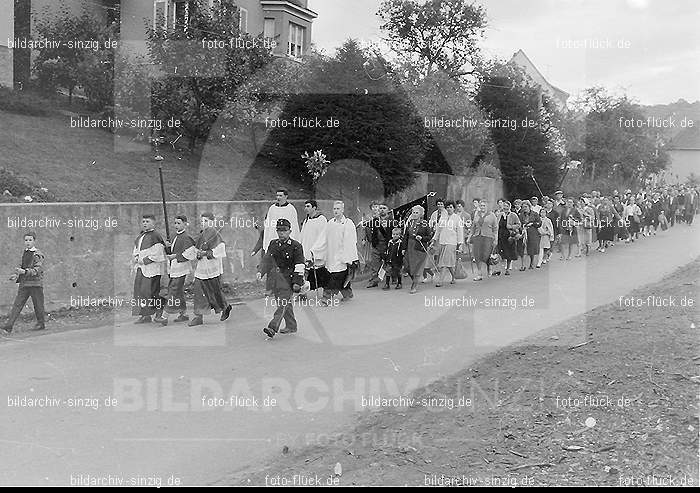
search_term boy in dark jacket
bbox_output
[2,232,46,334]
[382,228,404,290]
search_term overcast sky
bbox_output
[307,0,699,106]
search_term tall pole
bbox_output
[158,166,171,240]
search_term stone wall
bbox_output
[0,200,336,311]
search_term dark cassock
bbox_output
[191,223,232,325]
[132,229,167,319]
[165,230,197,319]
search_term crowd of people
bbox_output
[1,184,696,338]
[353,183,699,294]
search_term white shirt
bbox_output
[435,213,464,246]
[194,242,226,280]
[325,216,358,273]
[262,203,300,252]
[300,214,328,264]
[133,232,165,279]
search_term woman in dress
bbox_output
[432,201,464,287]
[625,196,642,242]
[470,200,498,281]
[519,202,541,270]
[402,205,434,294]
[497,201,520,275]
[537,208,554,267]
[559,198,581,260]
[596,198,615,252]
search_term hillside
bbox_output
[0,109,307,202]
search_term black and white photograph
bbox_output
[0,0,698,487]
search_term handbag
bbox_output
[454,259,468,279]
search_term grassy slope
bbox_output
[0,110,307,202]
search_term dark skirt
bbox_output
[472,236,492,263]
[193,276,228,315]
[498,236,518,261]
[132,271,163,316]
[628,216,640,234]
[405,239,429,278]
[307,266,329,290]
[165,276,187,314]
[525,228,540,256]
[598,226,614,242]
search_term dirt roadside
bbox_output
[229,259,699,487]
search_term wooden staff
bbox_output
[158,166,171,240]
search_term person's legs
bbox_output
[366,247,381,287]
[28,287,45,328]
[189,279,208,325]
[3,287,31,331]
[447,267,455,283]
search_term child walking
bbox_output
[1,232,46,334]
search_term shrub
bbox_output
[0,167,56,203]
[0,87,49,116]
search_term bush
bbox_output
[0,167,56,202]
[0,87,49,116]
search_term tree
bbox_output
[146,0,274,149]
[476,61,564,198]
[33,2,118,107]
[570,87,670,189]
[261,39,428,196]
[402,71,491,174]
[378,0,487,80]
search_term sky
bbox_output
[307,0,700,106]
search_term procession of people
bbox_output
[2,184,697,338]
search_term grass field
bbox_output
[0,109,307,202]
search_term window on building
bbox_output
[264,18,275,40]
[172,0,198,32]
[288,22,305,58]
[239,7,248,33]
[153,0,169,30]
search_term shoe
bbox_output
[340,296,353,303]
[1,325,13,335]
[409,288,418,294]
[134,316,152,324]
[519,267,526,271]
[366,282,379,288]
[382,285,390,290]
[435,283,442,287]
[33,322,46,330]
[505,270,510,276]
[153,315,167,325]
[395,284,402,290]
[188,316,203,327]
[174,314,189,323]
[536,265,541,269]
[279,327,297,334]
[220,304,232,321]
[263,327,276,338]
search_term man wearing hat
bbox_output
[257,218,306,338]
[529,196,542,214]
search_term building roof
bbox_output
[510,49,570,99]
[669,124,700,150]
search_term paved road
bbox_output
[1,224,698,485]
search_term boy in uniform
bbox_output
[257,219,305,339]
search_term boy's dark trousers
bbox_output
[6,286,45,328]
[269,286,297,333]
[384,265,403,287]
